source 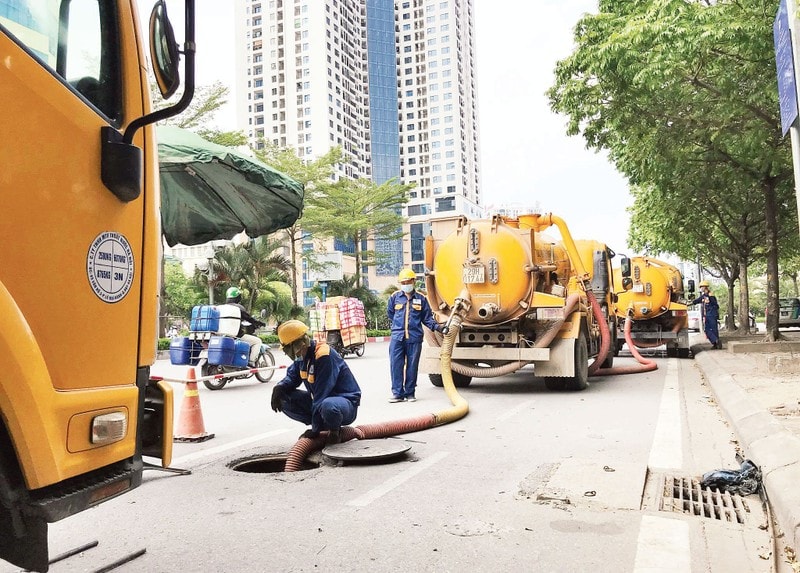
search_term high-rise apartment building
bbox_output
[234,0,481,293]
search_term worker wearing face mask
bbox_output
[387,269,442,403]
[270,320,361,445]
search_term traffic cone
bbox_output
[174,367,215,443]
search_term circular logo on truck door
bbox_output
[86,232,135,303]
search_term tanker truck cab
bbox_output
[420,214,617,392]
[0,2,195,570]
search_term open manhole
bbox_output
[658,474,751,524]
[229,454,318,473]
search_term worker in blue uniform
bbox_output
[688,280,721,349]
[387,269,442,402]
[271,320,361,445]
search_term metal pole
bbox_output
[207,258,214,305]
[784,0,800,233]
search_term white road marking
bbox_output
[648,360,683,470]
[171,429,291,466]
[633,515,691,572]
[497,399,536,422]
[347,451,450,507]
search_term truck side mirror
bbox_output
[687,279,695,295]
[150,0,180,98]
[620,256,631,278]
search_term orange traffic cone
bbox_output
[174,367,215,443]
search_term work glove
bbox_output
[438,322,449,335]
[299,429,319,440]
[271,385,286,413]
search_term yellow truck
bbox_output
[612,256,691,358]
[0,1,194,570]
[420,214,618,391]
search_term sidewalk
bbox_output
[690,330,800,556]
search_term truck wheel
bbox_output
[678,348,691,359]
[201,363,228,390]
[452,372,472,387]
[666,345,678,358]
[544,377,567,391]
[254,349,275,383]
[565,331,589,391]
[428,371,472,387]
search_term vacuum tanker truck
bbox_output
[612,256,692,358]
[419,213,618,392]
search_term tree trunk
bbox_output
[286,227,299,306]
[763,179,782,341]
[353,232,362,288]
[725,279,736,331]
[737,259,750,334]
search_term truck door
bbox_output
[1,1,147,393]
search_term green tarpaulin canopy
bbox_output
[158,126,304,246]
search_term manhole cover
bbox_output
[659,474,750,524]
[229,454,318,473]
[322,439,411,462]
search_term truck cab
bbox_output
[0,2,192,570]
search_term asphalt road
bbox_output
[1,342,777,572]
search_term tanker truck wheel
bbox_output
[544,377,567,391]
[429,371,472,387]
[565,331,589,391]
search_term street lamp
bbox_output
[204,246,215,305]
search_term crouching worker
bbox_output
[271,320,361,445]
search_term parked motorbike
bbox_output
[326,329,365,357]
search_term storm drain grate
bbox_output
[658,475,750,524]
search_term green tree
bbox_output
[154,80,246,146]
[253,143,343,305]
[548,0,797,340]
[162,260,205,332]
[302,177,410,288]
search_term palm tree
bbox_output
[241,235,292,310]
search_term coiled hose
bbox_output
[284,319,470,472]
[422,294,582,379]
[584,290,657,376]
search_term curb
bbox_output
[693,349,800,552]
[367,336,390,343]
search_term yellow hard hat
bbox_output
[277,320,309,345]
[398,268,416,282]
[699,280,710,288]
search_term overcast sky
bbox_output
[178,0,633,254]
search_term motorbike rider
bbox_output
[270,319,361,446]
[224,286,266,365]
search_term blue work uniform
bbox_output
[387,289,440,400]
[274,341,361,433]
[689,292,720,346]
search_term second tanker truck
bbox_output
[419,213,618,391]
[612,256,692,358]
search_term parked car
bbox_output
[779,297,800,327]
[687,308,702,332]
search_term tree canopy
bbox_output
[548,0,798,339]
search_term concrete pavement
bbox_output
[689,330,800,556]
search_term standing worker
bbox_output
[387,269,442,402]
[224,287,266,365]
[270,320,361,445]
[689,280,721,349]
